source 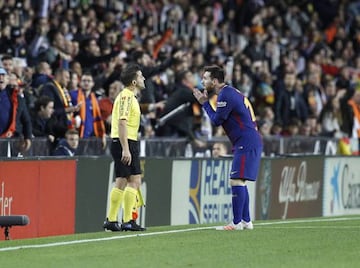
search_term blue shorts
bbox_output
[230,147,262,181]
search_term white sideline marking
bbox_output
[254,216,360,226]
[259,226,359,229]
[0,226,214,252]
[0,217,359,252]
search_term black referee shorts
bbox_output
[111,138,141,178]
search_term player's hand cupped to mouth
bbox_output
[192,88,208,105]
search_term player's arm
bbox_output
[203,93,231,126]
[202,102,226,126]
[118,118,131,165]
[193,88,230,126]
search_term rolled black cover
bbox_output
[0,215,30,227]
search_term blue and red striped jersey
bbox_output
[203,85,262,150]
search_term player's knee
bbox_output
[115,177,127,189]
[128,175,142,188]
[230,179,246,186]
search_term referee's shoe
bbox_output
[103,218,122,231]
[121,220,146,231]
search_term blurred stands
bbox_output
[1,0,360,157]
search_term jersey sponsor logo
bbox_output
[217,101,227,107]
[125,96,132,116]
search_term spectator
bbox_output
[274,72,308,127]
[318,89,347,138]
[40,68,79,138]
[68,71,80,91]
[0,0,358,154]
[44,31,72,70]
[156,69,205,147]
[237,72,253,98]
[282,118,301,137]
[74,37,119,77]
[270,121,283,137]
[243,33,265,62]
[1,54,14,75]
[0,25,12,56]
[31,95,56,143]
[7,72,22,88]
[132,50,185,104]
[303,71,327,117]
[31,61,53,89]
[345,86,360,139]
[0,67,32,152]
[259,106,275,126]
[25,61,53,110]
[323,78,337,98]
[299,121,312,137]
[52,129,79,156]
[258,119,272,137]
[305,115,322,137]
[212,142,228,158]
[6,26,28,59]
[69,61,83,78]
[27,17,51,67]
[70,72,107,149]
[254,71,274,114]
[93,54,124,94]
[139,100,166,138]
[99,80,124,135]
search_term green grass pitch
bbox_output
[1,216,359,268]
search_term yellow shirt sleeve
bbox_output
[119,92,133,120]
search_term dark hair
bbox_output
[54,67,68,77]
[175,69,191,83]
[131,50,145,62]
[35,61,51,73]
[204,65,224,83]
[81,38,96,49]
[1,54,13,61]
[120,63,141,86]
[34,95,53,112]
[81,71,93,77]
[65,129,79,136]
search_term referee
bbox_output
[103,63,146,231]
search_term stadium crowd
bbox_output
[1,0,360,155]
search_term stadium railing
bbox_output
[0,136,357,158]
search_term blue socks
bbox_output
[242,186,250,222]
[232,185,246,224]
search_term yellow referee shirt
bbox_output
[110,88,140,141]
